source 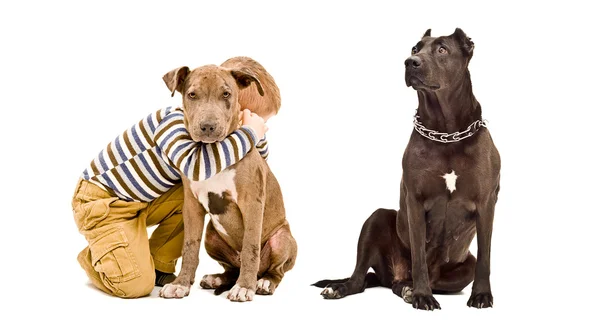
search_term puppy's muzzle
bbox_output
[199,121,217,136]
[193,120,224,143]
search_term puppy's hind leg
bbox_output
[317,208,397,299]
[256,224,297,295]
[201,221,240,295]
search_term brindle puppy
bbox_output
[313,28,501,311]
[158,64,297,302]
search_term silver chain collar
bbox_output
[413,111,487,143]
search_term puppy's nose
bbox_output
[405,56,422,68]
[199,122,216,135]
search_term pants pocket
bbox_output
[73,196,118,231]
[90,227,140,283]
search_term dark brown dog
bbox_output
[158,64,297,301]
[313,28,501,310]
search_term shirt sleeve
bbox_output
[154,109,259,181]
[256,136,269,160]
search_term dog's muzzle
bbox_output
[405,56,425,87]
[191,120,225,143]
[405,56,422,69]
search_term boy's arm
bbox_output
[256,136,269,160]
[155,109,259,181]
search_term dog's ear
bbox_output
[452,28,475,57]
[423,29,431,38]
[163,66,190,97]
[230,68,264,96]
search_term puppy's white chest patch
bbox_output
[189,169,238,211]
[441,170,458,193]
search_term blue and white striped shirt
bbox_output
[82,106,268,202]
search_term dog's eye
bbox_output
[411,46,418,55]
[223,91,230,99]
[188,92,197,99]
[438,46,447,54]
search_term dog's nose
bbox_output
[199,122,216,135]
[405,56,422,68]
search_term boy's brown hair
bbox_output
[221,56,281,118]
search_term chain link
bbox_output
[413,112,487,143]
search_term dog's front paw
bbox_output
[200,274,223,289]
[411,293,441,311]
[227,284,255,302]
[159,283,190,299]
[320,283,347,299]
[467,292,493,309]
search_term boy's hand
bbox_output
[240,109,268,140]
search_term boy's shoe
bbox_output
[155,269,177,286]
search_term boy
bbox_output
[72,57,281,298]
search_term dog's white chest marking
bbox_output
[189,168,238,212]
[441,170,458,193]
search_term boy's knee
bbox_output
[78,246,156,298]
[86,227,156,298]
[110,272,155,298]
[95,250,156,298]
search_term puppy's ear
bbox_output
[163,66,190,97]
[230,68,264,96]
[452,28,474,57]
[423,29,431,38]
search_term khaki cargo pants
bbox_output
[72,178,184,298]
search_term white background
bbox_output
[1,0,598,326]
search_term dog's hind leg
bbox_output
[318,208,397,299]
[390,250,414,303]
[255,224,297,295]
[432,253,475,294]
[390,209,416,303]
[201,221,240,294]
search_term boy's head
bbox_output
[220,56,281,121]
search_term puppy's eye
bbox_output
[438,46,447,54]
[188,92,197,99]
[411,46,418,55]
[223,91,230,99]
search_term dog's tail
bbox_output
[311,272,381,288]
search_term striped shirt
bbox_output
[82,106,269,202]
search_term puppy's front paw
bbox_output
[467,292,493,309]
[159,283,190,299]
[320,283,347,299]
[412,293,441,311]
[227,284,255,302]
[200,274,223,289]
